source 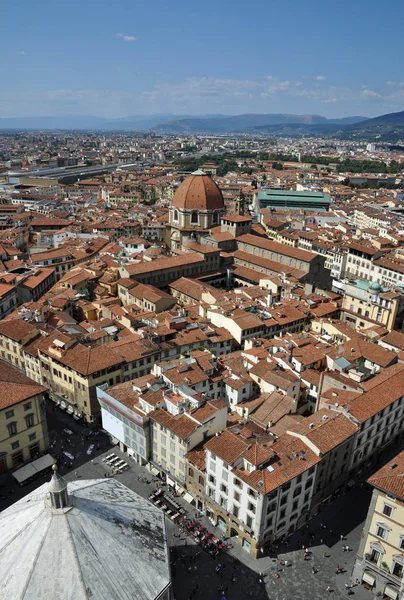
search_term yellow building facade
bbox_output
[0,361,49,473]
[353,452,404,599]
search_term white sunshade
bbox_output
[362,572,375,586]
[384,584,399,600]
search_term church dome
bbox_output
[172,169,224,211]
[144,243,166,258]
[0,478,170,600]
[369,281,382,292]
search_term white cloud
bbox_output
[315,75,326,81]
[361,88,382,98]
[141,77,260,108]
[117,33,136,42]
[1,76,404,118]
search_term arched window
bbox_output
[173,209,179,221]
[212,212,218,224]
[191,211,199,224]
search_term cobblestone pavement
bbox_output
[0,405,375,600]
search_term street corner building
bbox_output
[0,468,172,600]
[352,450,404,600]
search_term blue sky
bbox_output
[2,0,404,118]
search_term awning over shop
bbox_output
[67,406,74,414]
[177,487,186,496]
[362,572,375,586]
[150,466,159,476]
[384,584,399,600]
[183,492,194,504]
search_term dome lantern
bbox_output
[48,464,69,509]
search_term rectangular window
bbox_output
[12,451,23,467]
[383,504,393,517]
[233,505,239,518]
[248,502,256,514]
[25,414,35,428]
[266,517,273,528]
[7,422,17,436]
[234,491,240,502]
[28,432,36,441]
[376,525,388,540]
[11,441,19,450]
[393,562,403,578]
[246,515,253,529]
[24,402,32,411]
[266,503,276,514]
[5,409,14,419]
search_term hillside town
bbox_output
[1,131,404,600]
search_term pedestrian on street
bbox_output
[75,471,78,477]
[326,586,331,593]
[340,534,344,541]
[323,551,327,558]
[312,566,316,574]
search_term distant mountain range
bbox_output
[154,113,368,133]
[1,110,404,141]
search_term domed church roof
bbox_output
[172,169,224,211]
[369,281,383,292]
[0,477,170,600]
